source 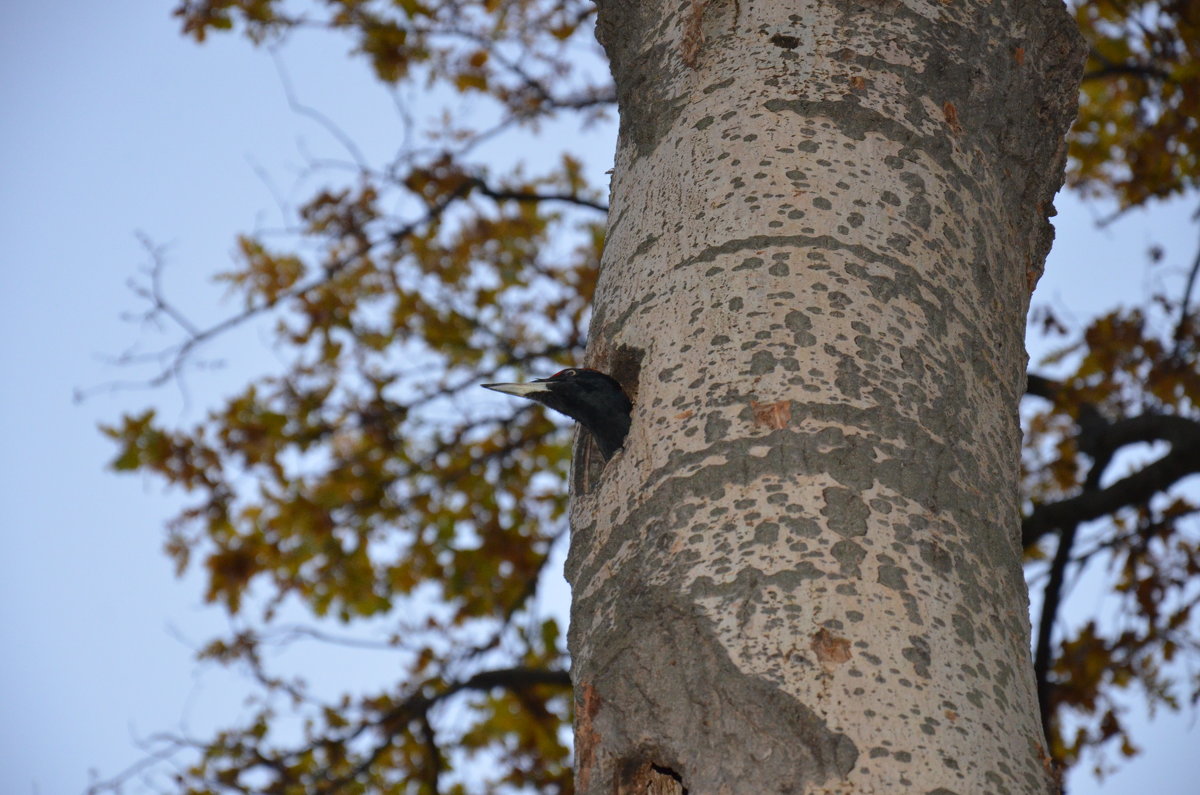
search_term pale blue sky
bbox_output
[1,3,1196,793]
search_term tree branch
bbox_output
[90,166,593,397]
[317,666,570,793]
[1032,438,1115,745]
[1022,412,1200,548]
[1024,372,1059,401]
[1081,47,1171,83]
[1082,62,1171,82]
[420,713,442,795]
[1173,215,1200,357]
[469,176,609,213]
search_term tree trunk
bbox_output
[567,2,1085,793]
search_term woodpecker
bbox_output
[482,368,632,460]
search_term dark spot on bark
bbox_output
[952,612,975,644]
[754,521,780,544]
[702,76,734,95]
[903,636,932,678]
[886,232,912,253]
[783,513,823,540]
[905,194,932,230]
[822,487,869,538]
[704,413,731,443]
[878,563,908,591]
[918,540,953,573]
[770,33,800,49]
[782,312,820,345]
[854,334,881,363]
[831,539,866,578]
[834,355,864,398]
[749,350,777,374]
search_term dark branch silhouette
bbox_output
[86,665,571,795]
[315,667,571,794]
[1024,373,1200,742]
[1021,400,1200,549]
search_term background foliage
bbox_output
[96,1,1200,791]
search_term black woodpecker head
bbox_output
[482,368,632,461]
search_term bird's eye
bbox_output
[565,369,577,377]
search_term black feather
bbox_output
[482,368,632,460]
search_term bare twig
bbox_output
[1173,213,1200,357]
[468,175,608,213]
[315,666,571,793]
[272,49,369,172]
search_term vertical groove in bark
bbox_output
[571,2,1085,793]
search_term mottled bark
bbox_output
[567,1,1085,793]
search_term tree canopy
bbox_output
[95,1,1200,791]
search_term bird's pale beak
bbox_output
[481,382,549,397]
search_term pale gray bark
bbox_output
[567,1,1085,793]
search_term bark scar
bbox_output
[752,399,792,429]
[575,682,603,790]
[811,627,853,668]
[942,101,963,135]
[681,0,707,68]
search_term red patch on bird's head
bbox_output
[550,367,598,379]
